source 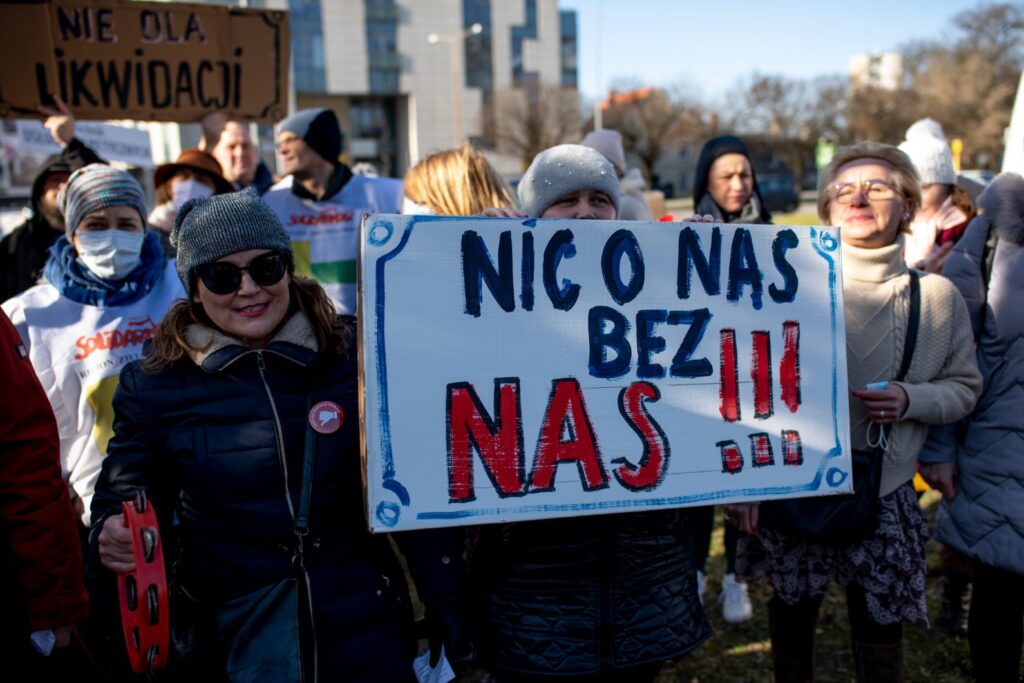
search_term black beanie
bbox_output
[692,135,771,223]
[278,108,343,165]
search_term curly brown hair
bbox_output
[141,275,351,373]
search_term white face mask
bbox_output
[171,178,215,209]
[75,229,146,281]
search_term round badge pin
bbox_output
[309,401,344,434]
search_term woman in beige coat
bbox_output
[728,142,981,683]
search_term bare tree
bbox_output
[845,85,920,145]
[600,85,705,184]
[805,75,849,141]
[954,2,1024,62]
[722,73,807,139]
[491,83,583,169]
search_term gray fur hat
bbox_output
[171,187,292,292]
[517,144,621,218]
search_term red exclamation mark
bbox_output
[781,321,801,413]
[782,430,803,466]
[749,432,775,467]
[719,328,740,422]
[751,331,773,419]
[717,440,744,473]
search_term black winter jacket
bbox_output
[91,314,464,681]
[474,509,711,676]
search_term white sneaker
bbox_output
[696,570,707,604]
[720,572,753,623]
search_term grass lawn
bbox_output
[769,212,820,226]
[458,491,978,682]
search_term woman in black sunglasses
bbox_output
[90,189,468,681]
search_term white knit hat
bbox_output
[517,144,621,218]
[898,118,956,185]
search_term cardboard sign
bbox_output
[360,216,851,532]
[0,0,289,123]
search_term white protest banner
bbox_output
[14,120,153,168]
[360,216,851,532]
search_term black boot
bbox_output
[768,595,818,683]
[942,571,972,637]
[853,641,904,683]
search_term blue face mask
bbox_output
[75,229,146,281]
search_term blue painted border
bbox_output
[369,220,847,524]
[370,215,479,526]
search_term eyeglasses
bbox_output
[195,251,288,295]
[829,179,898,204]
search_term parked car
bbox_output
[957,169,995,202]
[959,169,995,185]
[758,173,800,213]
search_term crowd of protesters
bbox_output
[1,93,1021,683]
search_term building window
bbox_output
[560,10,577,89]
[463,0,493,92]
[290,0,326,93]
[350,97,399,177]
[365,0,400,93]
[510,0,538,87]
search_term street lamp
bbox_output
[427,22,483,145]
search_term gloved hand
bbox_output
[424,591,472,669]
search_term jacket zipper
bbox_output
[257,350,297,522]
[255,350,319,683]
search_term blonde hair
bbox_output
[403,144,514,216]
[141,275,351,373]
[817,141,922,234]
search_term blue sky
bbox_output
[560,0,984,102]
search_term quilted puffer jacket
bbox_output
[474,509,711,676]
[919,172,1024,575]
[91,313,464,681]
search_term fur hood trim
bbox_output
[978,172,1024,245]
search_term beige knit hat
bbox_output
[581,129,627,176]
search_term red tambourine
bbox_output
[117,492,169,674]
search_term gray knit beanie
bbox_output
[171,187,292,292]
[518,144,621,218]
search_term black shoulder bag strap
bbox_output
[896,270,920,382]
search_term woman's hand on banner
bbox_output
[479,207,527,218]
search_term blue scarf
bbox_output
[44,231,166,308]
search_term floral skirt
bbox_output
[737,481,929,627]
